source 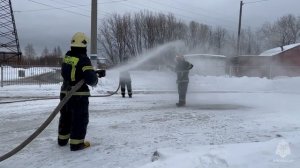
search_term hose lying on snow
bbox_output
[93,83,120,97]
[0,80,84,162]
[0,84,121,105]
[0,80,121,162]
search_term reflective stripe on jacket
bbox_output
[60,48,98,96]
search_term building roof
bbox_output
[259,43,300,56]
[184,54,226,58]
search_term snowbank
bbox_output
[139,134,300,168]
[1,70,300,98]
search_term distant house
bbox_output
[230,55,272,78]
[231,43,300,78]
[260,43,300,77]
[184,54,227,76]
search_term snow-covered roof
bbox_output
[184,54,226,58]
[239,55,270,57]
[259,43,300,56]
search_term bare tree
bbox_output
[166,14,187,41]
[41,47,49,57]
[239,27,261,55]
[187,21,211,50]
[99,11,188,65]
[99,21,115,64]
[24,43,36,61]
[210,26,227,54]
[133,13,143,54]
[260,14,300,48]
[99,14,135,64]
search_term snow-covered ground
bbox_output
[0,70,300,168]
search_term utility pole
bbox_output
[90,0,97,67]
[237,0,244,56]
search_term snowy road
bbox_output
[1,92,300,168]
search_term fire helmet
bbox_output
[71,32,89,48]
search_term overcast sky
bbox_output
[11,0,300,55]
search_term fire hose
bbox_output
[0,80,120,162]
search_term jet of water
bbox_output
[111,40,185,73]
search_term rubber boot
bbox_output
[58,138,68,146]
[176,101,186,107]
[70,141,91,151]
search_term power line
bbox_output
[27,0,90,17]
[14,4,90,13]
[120,2,198,21]
[47,0,89,7]
[139,0,237,31]
[22,0,235,29]
[152,0,237,24]
[99,0,129,4]
[25,0,112,18]
[244,0,270,4]
[45,0,115,18]
[21,0,241,32]
[115,0,236,32]
[120,1,203,21]
[172,0,238,23]
[61,0,128,5]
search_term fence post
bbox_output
[1,64,3,87]
[269,65,272,79]
[229,66,232,77]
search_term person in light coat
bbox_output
[174,55,193,107]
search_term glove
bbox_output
[96,69,106,78]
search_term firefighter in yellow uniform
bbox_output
[58,32,99,151]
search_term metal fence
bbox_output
[0,65,62,87]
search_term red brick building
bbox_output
[231,43,300,78]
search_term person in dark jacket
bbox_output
[175,55,193,107]
[58,32,100,151]
[119,70,132,98]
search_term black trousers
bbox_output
[120,80,132,96]
[177,82,189,103]
[58,94,89,142]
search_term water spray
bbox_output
[112,40,186,72]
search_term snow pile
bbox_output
[140,135,300,168]
[190,75,300,93]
